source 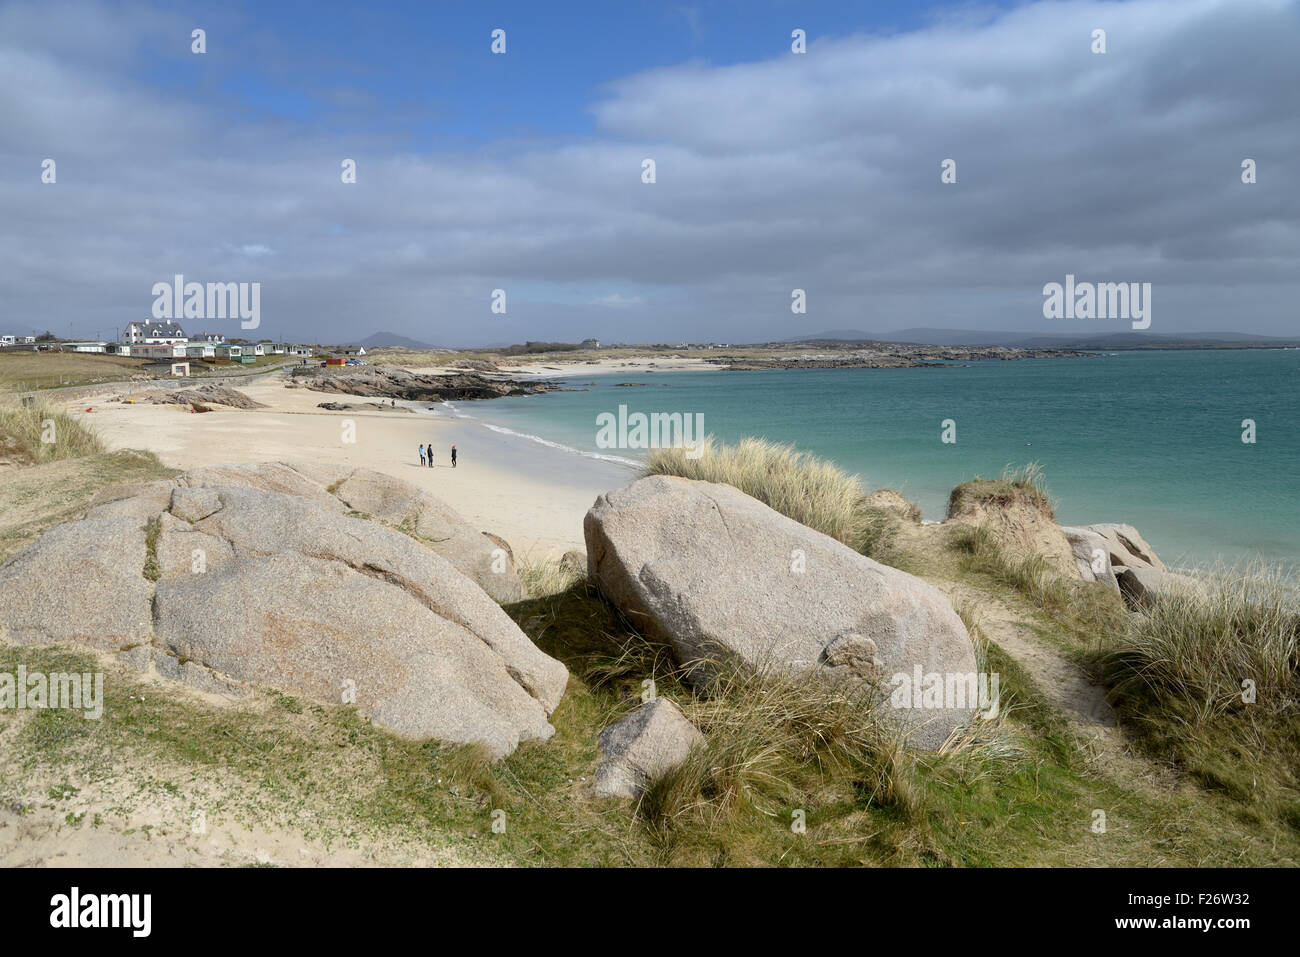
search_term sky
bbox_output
[1,0,1297,347]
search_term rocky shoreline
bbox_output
[286,366,573,401]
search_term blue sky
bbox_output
[1,0,1297,346]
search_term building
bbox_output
[64,341,108,353]
[581,338,601,349]
[288,345,313,357]
[124,320,187,345]
[335,346,367,356]
[0,335,14,346]
[191,332,226,344]
[213,344,243,361]
[184,342,217,359]
[132,343,187,360]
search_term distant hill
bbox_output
[357,331,441,350]
[785,328,1300,350]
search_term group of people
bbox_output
[419,444,457,468]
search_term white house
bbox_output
[288,345,312,357]
[0,335,15,346]
[184,342,216,359]
[124,320,187,345]
[192,332,226,344]
[336,345,367,356]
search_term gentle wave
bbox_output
[479,422,643,468]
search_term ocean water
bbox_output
[455,351,1300,570]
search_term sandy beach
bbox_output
[69,367,645,559]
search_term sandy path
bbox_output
[71,373,638,559]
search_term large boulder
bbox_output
[120,461,524,603]
[317,466,524,603]
[0,470,567,758]
[585,476,980,749]
[1086,523,1167,572]
[593,698,703,799]
[0,517,151,651]
[1060,525,1120,591]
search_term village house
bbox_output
[213,344,243,362]
[124,320,187,345]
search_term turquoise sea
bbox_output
[459,350,1300,570]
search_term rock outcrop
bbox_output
[1061,525,1120,591]
[1086,523,1167,572]
[593,698,703,799]
[585,476,980,748]
[0,463,561,757]
[111,385,266,409]
[165,462,523,602]
[288,366,569,402]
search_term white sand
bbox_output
[72,371,640,559]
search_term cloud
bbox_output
[1,0,1297,345]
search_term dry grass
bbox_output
[947,463,1054,518]
[645,436,869,545]
[0,397,105,466]
[1100,565,1298,721]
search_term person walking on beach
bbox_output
[418,444,426,467]
[426,444,433,468]
[451,445,457,468]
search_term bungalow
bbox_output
[288,345,313,357]
[184,342,217,359]
[64,341,108,353]
[335,346,367,356]
[270,343,287,355]
[247,343,266,356]
[213,344,243,362]
[105,343,132,356]
[191,332,226,344]
[133,343,188,360]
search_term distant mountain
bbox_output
[785,328,1300,350]
[357,331,441,350]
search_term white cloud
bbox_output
[1,0,1297,345]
